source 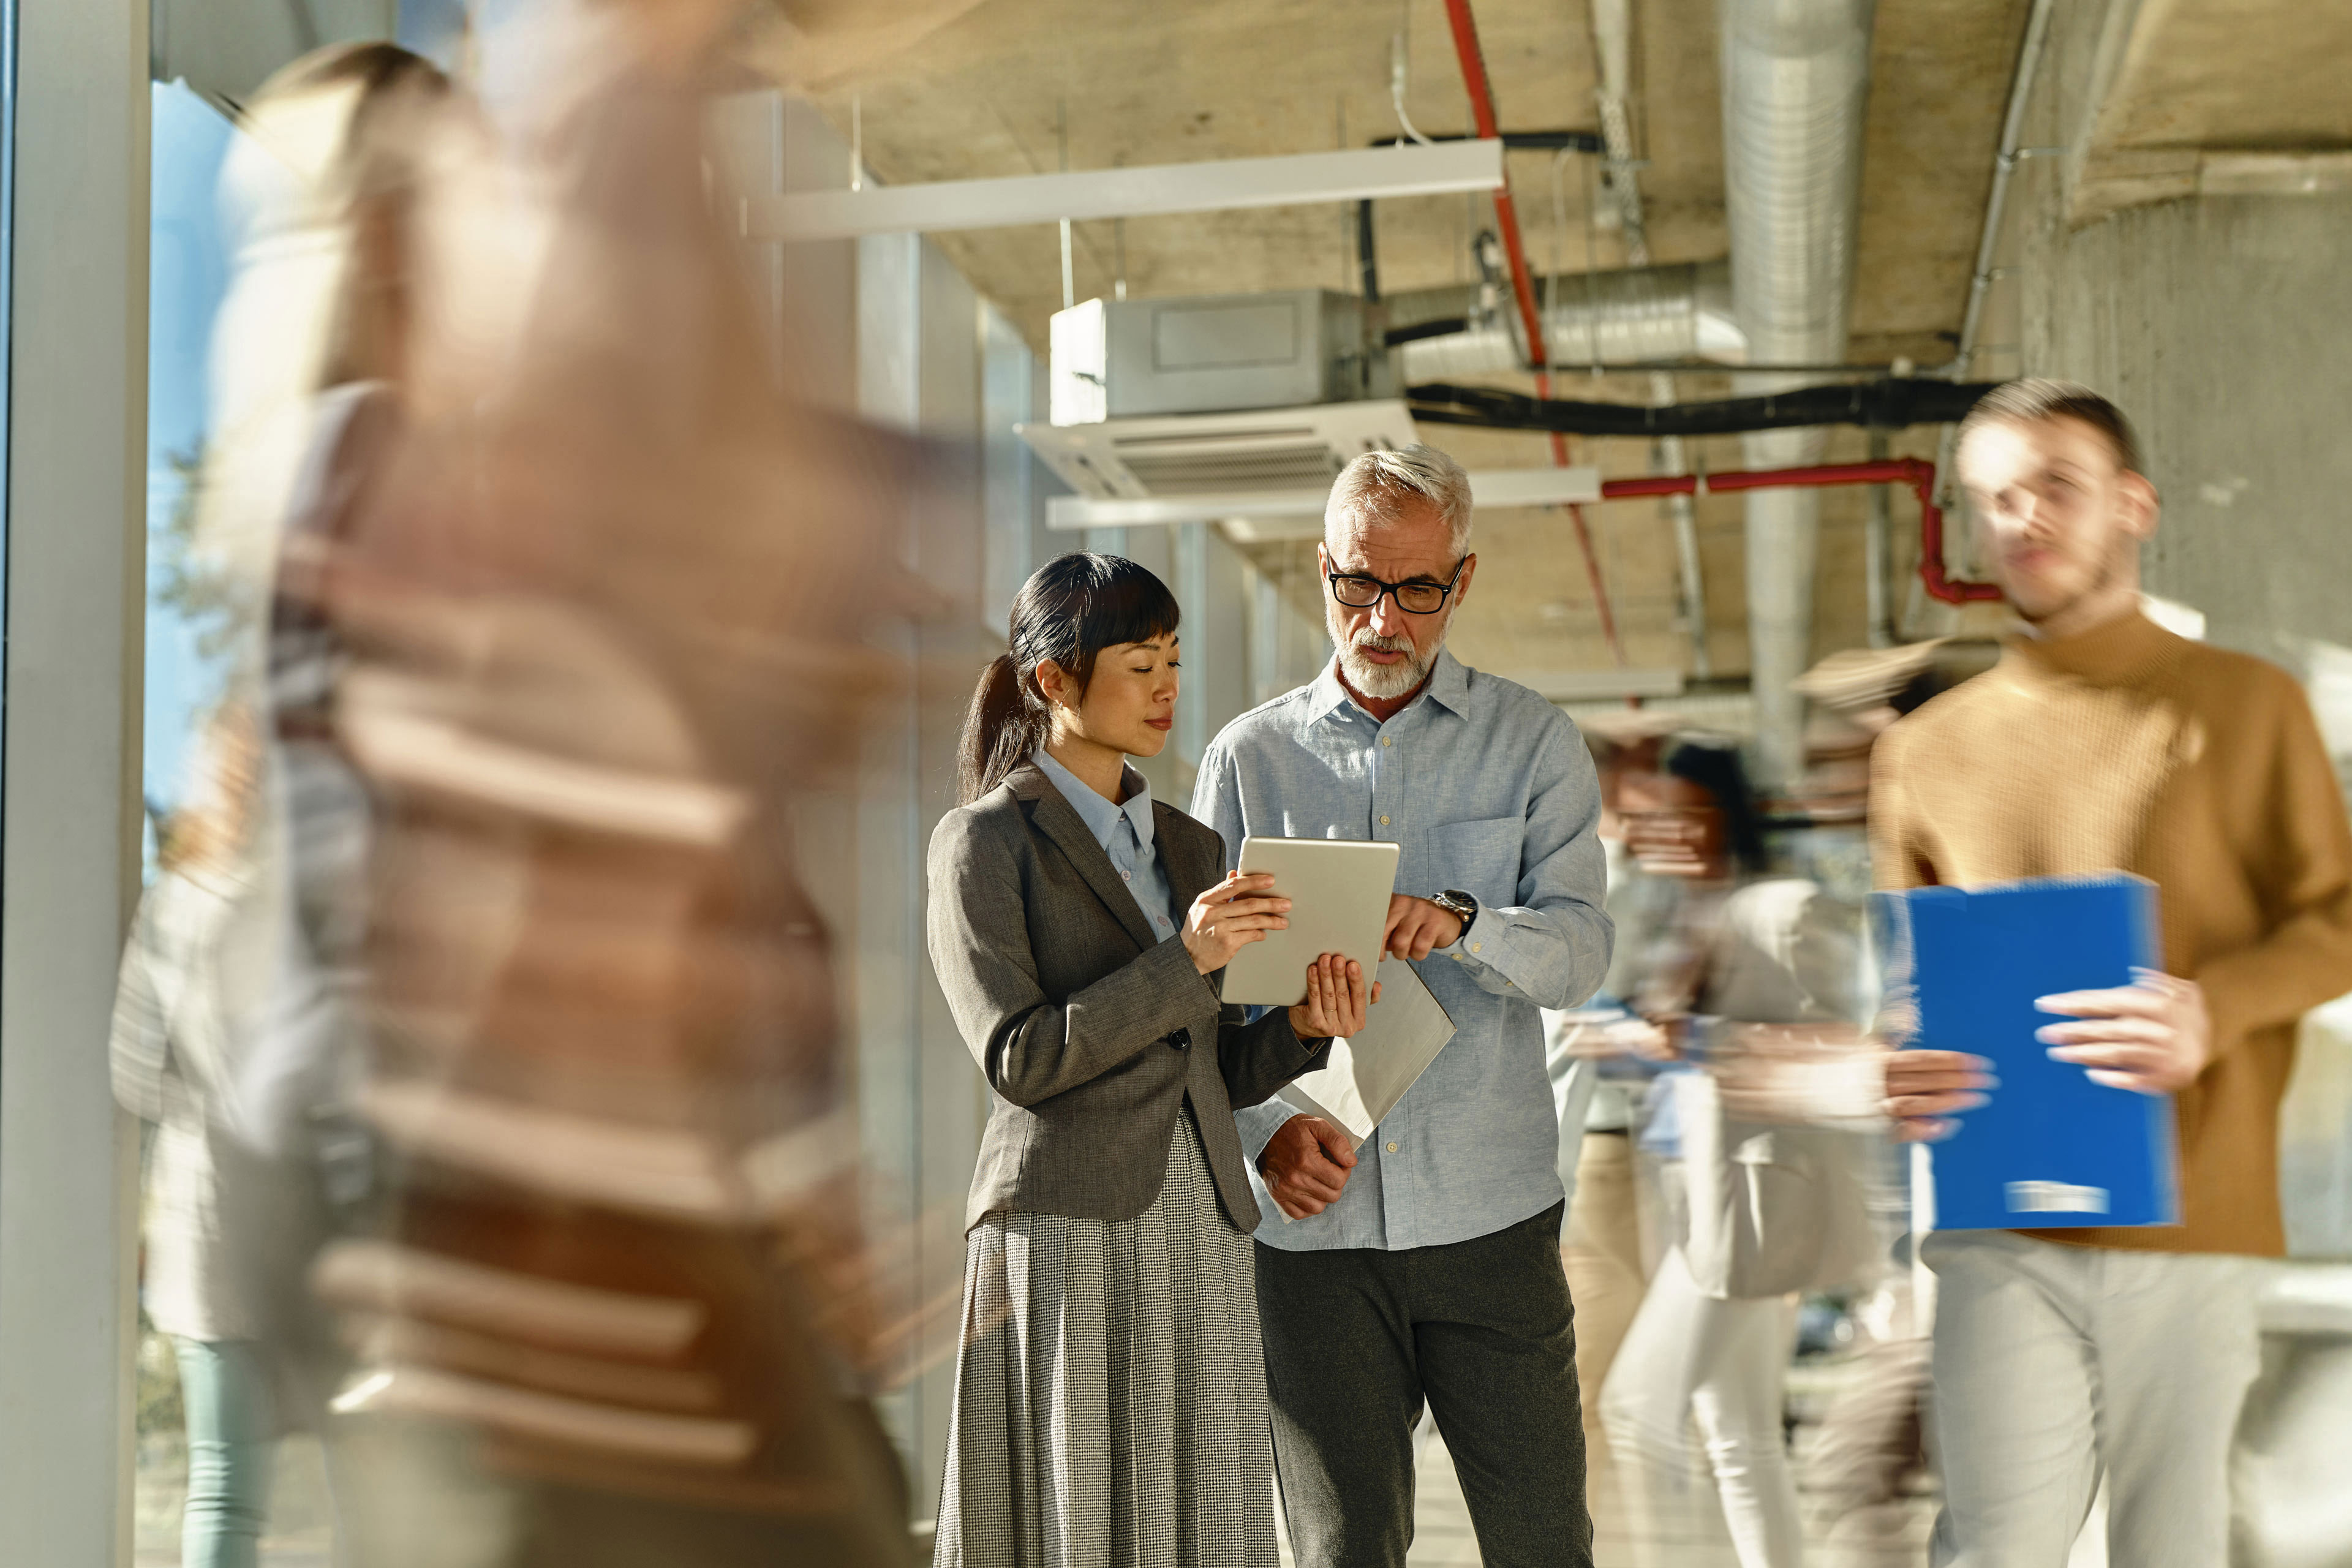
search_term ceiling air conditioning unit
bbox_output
[1020,288,1414,505]
[1047,288,1394,426]
[1016,289,1597,533]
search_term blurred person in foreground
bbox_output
[1596,736,1879,1568]
[925,552,1371,1567]
[277,6,923,1562]
[110,43,452,1568]
[1877,380,2352,1566]
[1192,445,1613,1568]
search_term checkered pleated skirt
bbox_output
[934,1102,1278,1568]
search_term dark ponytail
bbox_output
[958,552,1181,804]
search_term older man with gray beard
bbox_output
[1191,445,1614,1568]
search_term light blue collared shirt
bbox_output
[1032,747,1182,943]
[1191,650,1613,1251]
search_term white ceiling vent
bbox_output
[1017,401,1420,501]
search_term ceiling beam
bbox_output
[744,140,1506,241]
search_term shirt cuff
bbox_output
[1235,1099,1300,1164]
[1443,897,1512,974]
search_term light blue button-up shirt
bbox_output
[1032,747,1182,943]
[1191,650,1613,1251]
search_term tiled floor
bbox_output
[1276,1422,1939,1567]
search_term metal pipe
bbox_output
[1592,458,2002,605]
[1953,0,2059,373]
[1720,0,1877,787]
[1590,0,1709,676]
[1438,0,1550,374]
[1441,0,1630,669]
[1386,259,1744,377]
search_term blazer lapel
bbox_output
[1010,764,1161,953]
[1153,803,1222,913]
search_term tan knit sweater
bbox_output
[1872,609,2352,1256]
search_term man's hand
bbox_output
[2037,969,2211,1094]
[1257,1114,1359,1219]
[1287,953,1381,1041]
[1383,894,1464,961]
[1883,1049,1996,1142]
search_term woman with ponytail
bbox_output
[928,552,1374,1566]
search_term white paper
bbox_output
[1278,959,1457,1148]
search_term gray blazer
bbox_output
[926,762,1330,1232]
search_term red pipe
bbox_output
[1441,0,1550,375]
[1444,0,1640,663]
[1595,458,2005,606]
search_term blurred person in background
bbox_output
[1598,736,1880,1568]
[925,551,1371,1568]
[1781,641,1986,1545]
[111,43,450,1568]
[114,707,345,1568]
[1193,444,1613,1568]
[1878,380,2352,1567]
[1543,715,1684,1504]
[260,5,928,1561]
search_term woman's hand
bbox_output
[1287,953,1379,1039]
[1182,872,1291,976]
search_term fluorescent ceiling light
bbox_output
[746,141,1505,241]
[1046,466,1603,532]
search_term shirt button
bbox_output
[1382,737,1393,747]
[1471,941,1482,954]
[1385,1141,1399,1153]
[1121,870,1131,881]
[1379,815,1390,826]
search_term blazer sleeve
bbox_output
[927,804,1220,1108]
[1216,998,1330,1111]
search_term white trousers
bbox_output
[1600,1243,1803,1568]
[1923,1231,2261,1568]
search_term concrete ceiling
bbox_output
[796,0,2030,367]
[2065,0,2352,221]
[763,1,2054,684]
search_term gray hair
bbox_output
[1325,443,1473,556]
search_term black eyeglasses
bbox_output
[1325,557,1468,616]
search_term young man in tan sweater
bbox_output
[1875,380,2352,1567]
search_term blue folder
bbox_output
[1872,874,2180,1230]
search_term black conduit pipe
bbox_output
[1407,378,2003,437]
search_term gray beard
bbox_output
[1327,602,1447,699]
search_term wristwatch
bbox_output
[1429,889,1479,942]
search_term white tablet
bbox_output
[1219,836,1402,1008]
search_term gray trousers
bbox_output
[1254,1201,1593,1568]
[1923,1231,2260,1568]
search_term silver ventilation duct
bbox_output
[1385,260,1744,380]
[1720,0,1877,787]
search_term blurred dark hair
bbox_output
[959,554,1180,804]
[1661,735,1767,873]
[1958,377,2144,477]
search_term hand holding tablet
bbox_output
[1219,837,1403,1007]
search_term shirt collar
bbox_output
[1031,747,1155,851]
[1307,647,1472,726]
